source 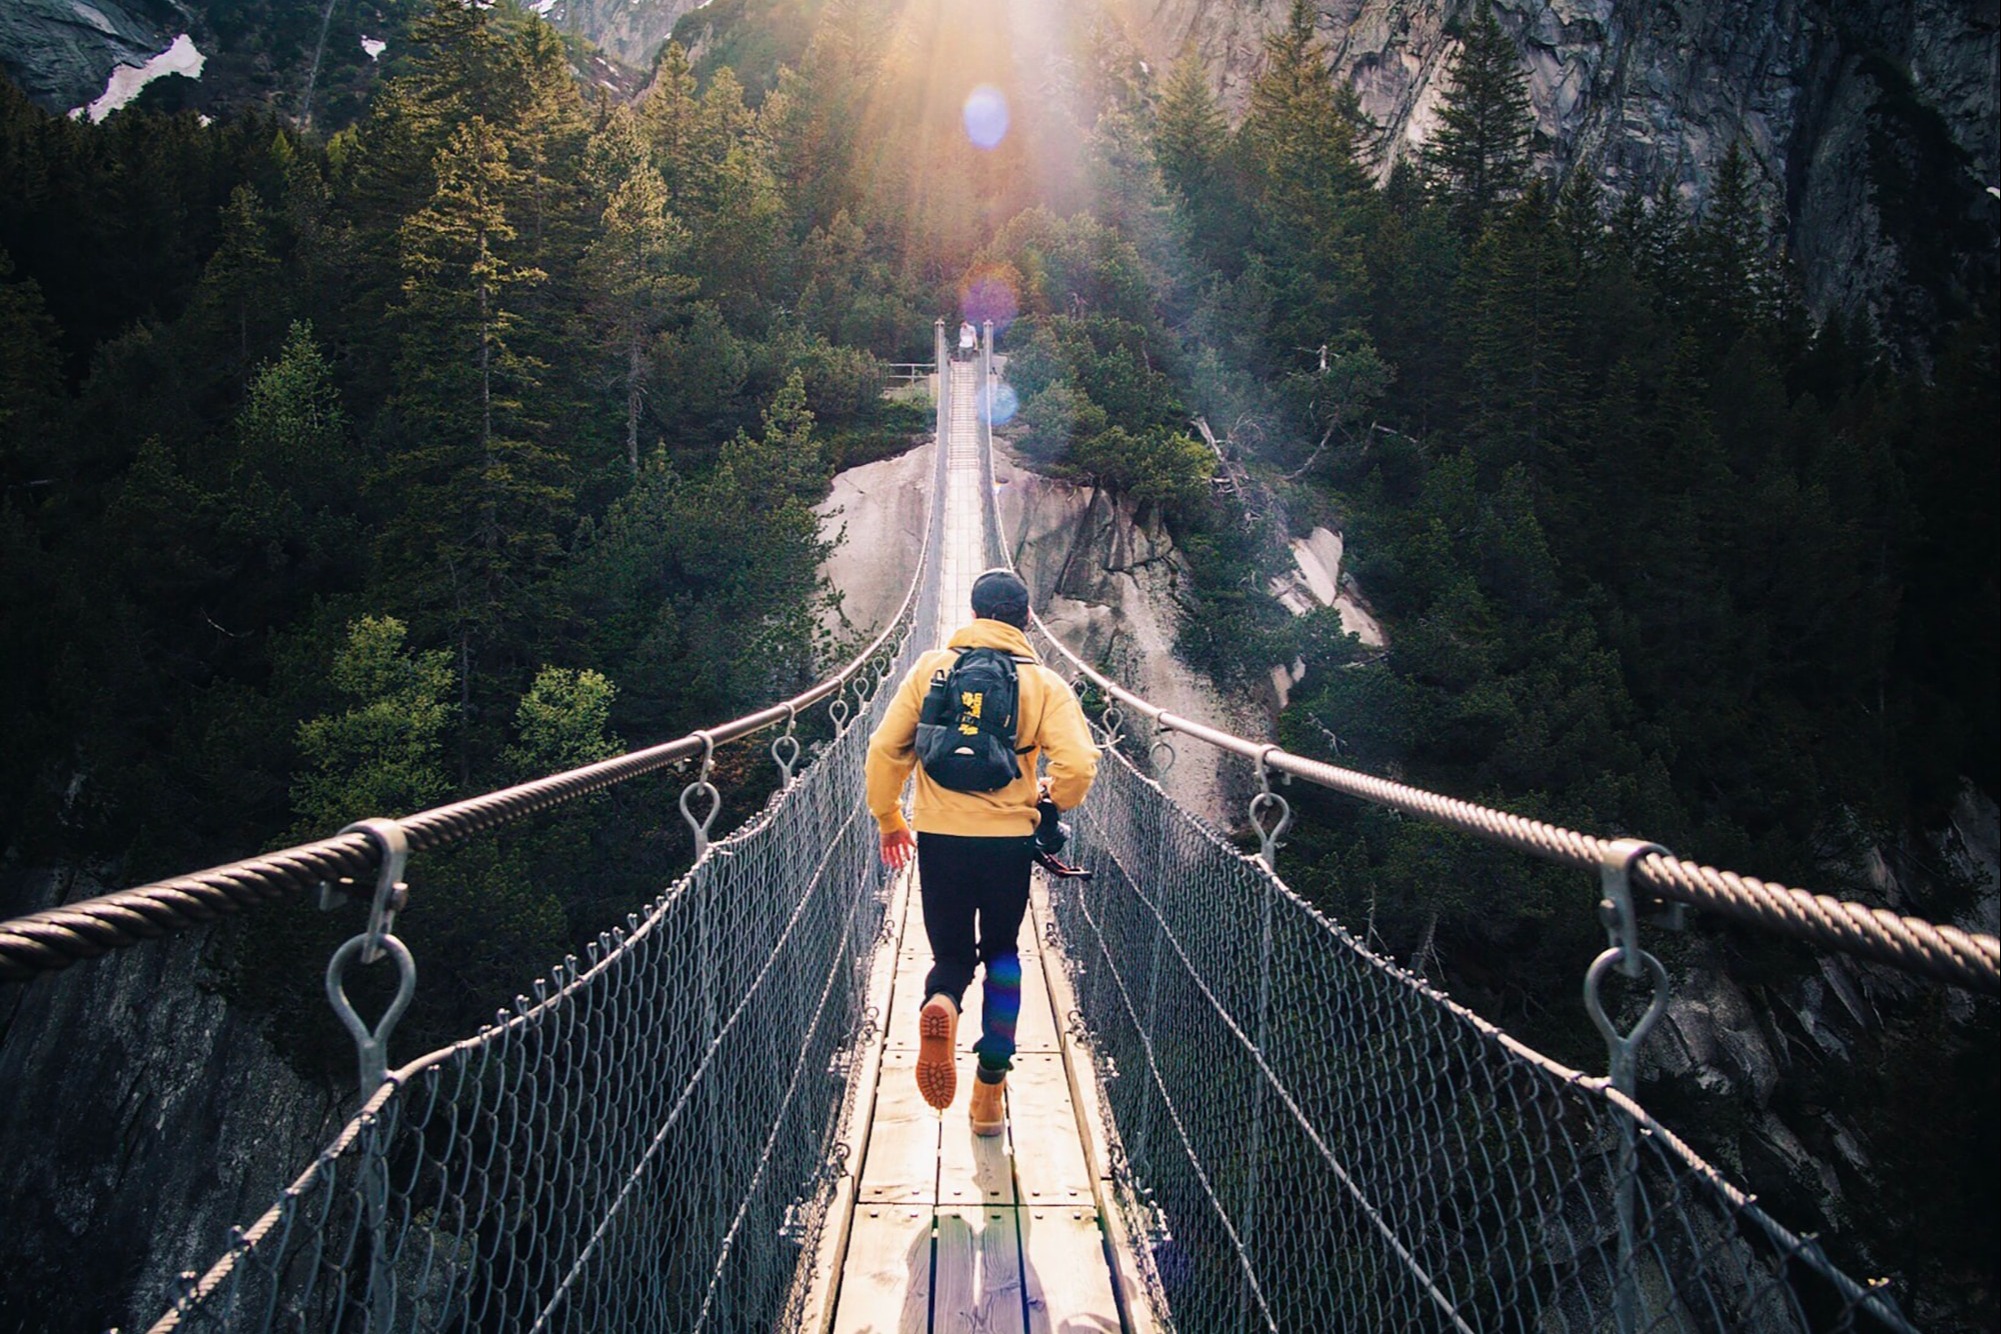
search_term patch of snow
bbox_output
[533,0,559,13]
[1988,185,2000,199]
[361,36,387,60]
[71,34,205,124]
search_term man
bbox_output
[865,569,1098,1132]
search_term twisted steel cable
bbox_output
[0,540,929,985]
[1042,643,1998,995]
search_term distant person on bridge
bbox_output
[865,569,1098,1131]
[957,321,977,360]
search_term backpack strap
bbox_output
[946,647,1037,665]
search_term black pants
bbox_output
[916,832,1032,1076]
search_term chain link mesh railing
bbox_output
[151,638,920,1333]
[1043,750,1915,1333]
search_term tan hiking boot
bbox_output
[969,1074,1007,1136]
[917,994,958,1110]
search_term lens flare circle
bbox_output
[984,382,1020,425]
[962,85,1009,150]
[959,264,1019,334]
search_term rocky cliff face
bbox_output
[0,0,653,126]
[991,441,1278,830]
[0,871,347,1334]
[1630,784,2001,1325]
[1105,0,1999,338]
[0,0,180,114]
[815,437,936,640]
[539,0,703,74]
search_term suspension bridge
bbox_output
[1,322,1995,1333]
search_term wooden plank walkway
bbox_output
[808,355,1150,1334]
[826,874,1125,1334]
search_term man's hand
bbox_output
[881,828,915,870]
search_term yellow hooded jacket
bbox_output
[866,619,1098,839]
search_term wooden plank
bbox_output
[937,1094,1018,1208]
[857,1051,946,1204]
[883,947,933,1052]
[1020,1208,1122,1334]
[829,1205,935,1334]
[1030,880,1165,1334]
[857,1052,1017,1207]
[799,869,916,1334]
[931,1207,1027,1334]
[1004,1054,1094,1210]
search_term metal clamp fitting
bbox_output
[771,705,801,788]
[681,731,721,861]
[1586,839,1673,1097]
[339,818,409,965]
[1597,839,1668,980]
[1248,748,1292,872]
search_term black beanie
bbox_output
[970,569,1030,628]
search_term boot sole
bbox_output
[917,999,957,1110]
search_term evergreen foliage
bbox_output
[1420,4,1534,236]
[0,0,930,1092]
[1117,17,1996,1310]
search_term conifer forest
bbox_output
[0,0,1995,1328]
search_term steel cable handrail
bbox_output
[971,356,1998,996]
[0,535,930,985]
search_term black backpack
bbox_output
[915,647,1031,792]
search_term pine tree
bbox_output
[641,42,702,205]
[1457,181,1579,477]
[405,0,515,134]
[1420,5,1535,237]
[184,185,285,389]
[387,116,567,706]
[1153,48,1242,270]
[232,321,350,512]
[581,110,694,476]
[1241,2,1373,222]
[1155,50,1228,199]
[1684,143,1782,354]
[1238,0,1377,356]
[506,18,593,273]
[0,248,65,488]
[1366,161,1459,433]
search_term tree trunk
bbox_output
[627,333,643,476]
